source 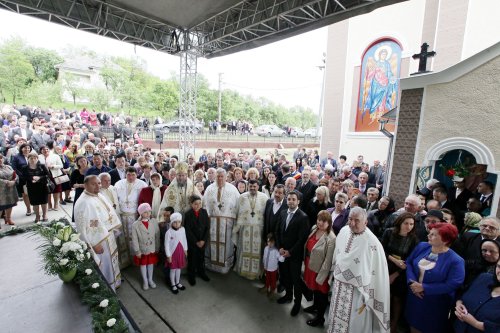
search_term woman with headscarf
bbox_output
[368,195,396,238]
[463,239,500,288]
[138,173,167,220]
[460,212,482,236]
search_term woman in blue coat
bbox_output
[454,259,500,333]
[405,223,465,333]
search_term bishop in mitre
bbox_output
[158,161,200,215]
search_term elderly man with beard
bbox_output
[115,167,148,268]
[232,179,269,280]
[158,161,200,215]
[98,173,120,213]
[138,172,167,219]
[203,168,241,274]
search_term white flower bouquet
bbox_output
[33,220,91,276]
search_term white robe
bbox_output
[100,185,120,215]
[115,179,147,267]
[232,191,268,279]
[203,183,240,274]
[74,191,122,290]
[327,226,390,333]
[158,178,200,215]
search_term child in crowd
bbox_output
[132,203,160,291]
[260,233,283,298]
[184,195,210,286]
[158,206,174,281]
[165,212,188,294]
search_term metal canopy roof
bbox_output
[0,0,406,58]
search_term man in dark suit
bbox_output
[275,190,310,317]
[109,154,126,185]
[354,172,375,195]
[263,184,287,243]
[475,181,494,216]
[9,120,33,141]
[296,168,317,211]
[448,177,473,212]
[458,217,500,283]
[113,122,123,140]
[433,186,455,211]
[369,160,383,184]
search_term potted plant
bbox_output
[34,220,91,282]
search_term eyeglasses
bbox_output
[480,225,499,231]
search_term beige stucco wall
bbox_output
[415,56,500,165]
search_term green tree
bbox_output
[86,87,111,111]
[24,81,62,106]
[61,72,83,105]
[0,37,36,103]
[147,78,178,118]
[27,48,63,83]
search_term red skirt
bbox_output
[165,242,186,269]
[133,252,159,266]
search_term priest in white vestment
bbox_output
[99,173,120,214]
[203,168,240,274]
[158,162,200,215]
[115,166,147,268]
[74,175,122,290]
[232,179,268,279]
[327,207,390,333]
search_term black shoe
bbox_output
[188,277,196,286]
[277,295,293,304]
[306,317,325,327]
[60,200,66,205]
[277,284,285,293]
[176,283,186,291]
[198,273,210,282]
[304,305,317,314]
[170,286,179,294]
[290,303,301,317]
[64,199,73,203]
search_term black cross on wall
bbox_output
[411,43,436,75]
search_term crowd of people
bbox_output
[1,104,499,333]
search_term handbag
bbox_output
[54,174,70,185]
[47,178,56,192]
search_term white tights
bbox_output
[169,268,181,288]
[140,264,155,284]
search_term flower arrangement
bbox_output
[440,163,470,179]
[34,221,89,277]
[33,219,128,332]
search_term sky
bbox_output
[0,9,327,113]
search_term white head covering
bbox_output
[170,212,182,223]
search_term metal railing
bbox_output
[99,126,320,144]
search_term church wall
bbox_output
[462,0,500,59]
[414,56,500,168]
[387,88,424,208]
[321,0,426,161]
[321,21,349,158]
[432,0,469,71]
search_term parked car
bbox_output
[153,119,204,134]
[255,125,287,137]
[304,127,322,138]
[289,127,306,137]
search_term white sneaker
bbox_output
[149,281,157,289]
[142,282,149,290]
